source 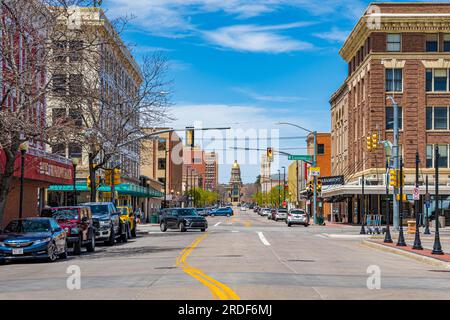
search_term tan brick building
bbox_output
[326,2,450,225]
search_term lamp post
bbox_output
[277,169,281,208]
[397,156,406,246]
[413,151,423,250]
[424,175,431,235]
[72,158,79,206]
[387,95,400,229]
[432,146,444,255]
[282,166,286,207]
[18,142,29,219]
[384,160,393,243]
[360,174,366,234]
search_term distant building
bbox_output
[227,160,243,204]
[204,152,218,191]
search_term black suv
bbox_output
[82,202,127,245]
[160,208,208,232]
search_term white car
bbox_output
[241,206,247,211]
[286,209,309,227]
[260,208,271,216]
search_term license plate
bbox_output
[12,248,23,255]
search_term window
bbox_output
[385,68,402,92]
[387,34,401,52]
[52,108,66,125]
[52,143,65,156]
[427,144,449,168]
[434,107,448,130]
[68,143,82,158]
[69,109,82,127]
[426,107,433,130]
[317,144,325,155]
[69,75,83,94]
[158,140,166,151]
[158,178,166,185]
[69,41,83,62]
[385,106,403,130]
[53,41,66,63]
[444,34,450,52]
[426,34,438,52]
[52,74,67,94]
[426,69,433,92]
[434,69,448,92]
[158,158,166,170]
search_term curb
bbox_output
[361,240,450,270]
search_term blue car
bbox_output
[0,218,67,263]
[210,207,234,217]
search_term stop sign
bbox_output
[282,201,287,207]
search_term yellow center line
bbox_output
[176,233,240,300]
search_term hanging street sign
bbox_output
[288,155,313,162]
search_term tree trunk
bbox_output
[0,148,18,227]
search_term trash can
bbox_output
[151,214,158,224]
[317,216,324,225]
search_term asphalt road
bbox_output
[0,208,449,300]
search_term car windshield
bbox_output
[42,208,79,220]
[87,205,109,215]
[176,209,198,216]
[4,220,51,233]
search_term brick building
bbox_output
[326,2,450,225]
[204,152,218,191]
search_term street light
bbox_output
[276,122,318,224]
[18,142,29,219]
[282,166,286,207]
[277,169,281,208]
[72,158,79,206]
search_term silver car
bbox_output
[286,209,309,227]
[275,209,288,221]
[260,208,271,217]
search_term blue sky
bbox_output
[103,0,427,184]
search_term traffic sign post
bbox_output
[413,185,420,201]
[309,167,320,177]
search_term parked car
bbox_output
[274,208,288,221]
[160,208,208,232]
[210,207,234,217]
[260,208,271,217]
[117,206,137,238]
[82,202,127,245]
[241,206,247,211]
[196,208,208,217]
[0,218,67,263]
[41,206,95,255]
[286,209,309,227]
[268,208,276,220]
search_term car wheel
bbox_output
[73,235,82,255]
[106,227,115,246]
[210,214,215,217]
[59,243,68,259]
[287,223,292,227]
[201,228,206,232]
[227,214,231,217]
[47,242,58,262]
[160,221,167,232]
[180,222,187,232]
[304,224,309,227]
[86,230,95,253]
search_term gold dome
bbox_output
[232,160,240,169]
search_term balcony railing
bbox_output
[28,147,72,166]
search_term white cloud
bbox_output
[233,87,306,103]
[203,23,314,53]
[314,28,350,43]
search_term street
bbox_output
[1,208,449,300]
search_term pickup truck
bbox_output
[82,202,128,245]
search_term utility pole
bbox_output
[282,166,286,206]
[432,146,444,255]
[313,131,317,224]
[413,151,423,250]
[278,169,281,208]
[360,174,366,234]
[397,156,406,246]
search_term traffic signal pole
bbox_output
[313,131,317,225]
[392,99,400,230]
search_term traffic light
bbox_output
[87,176,91,188]
[113,168,121,185]
[366,135,373,152]
[372,132,379,150]
[186,127,194,147]
[317,178,322,193]
[389,169,397,187]
[105,169,112,186]
[267,147,273,159]
[307,180,313,192]
[396,194,407,201]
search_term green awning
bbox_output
[48,183,163,198]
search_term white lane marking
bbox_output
[257,232,271,246]
[231,231,239,233]
[214,222,222,227]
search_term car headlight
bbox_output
[33,237,51,245]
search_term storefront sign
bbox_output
[39,161,72,180]
[320,176,344,186]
